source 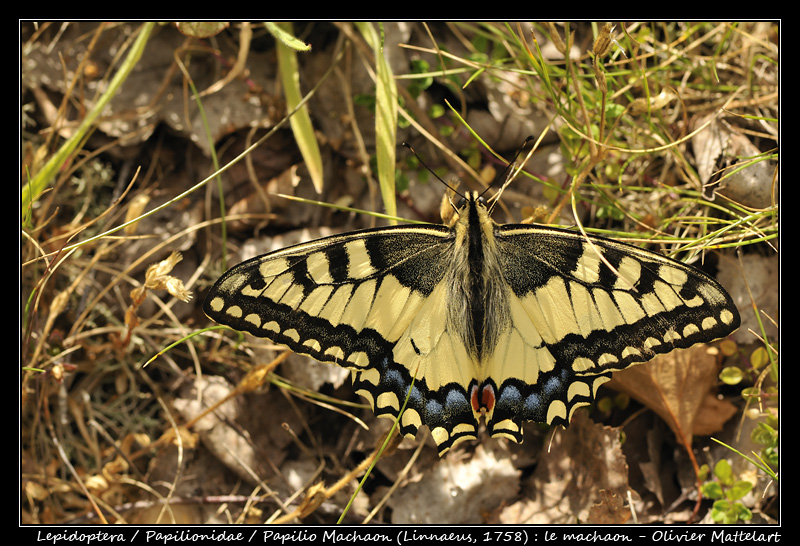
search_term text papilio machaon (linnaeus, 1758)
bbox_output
[203,190,740,455]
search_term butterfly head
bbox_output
[445,191,492,228]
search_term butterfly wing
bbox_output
[203,224,487,450]
[484,224,741,441]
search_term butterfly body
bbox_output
[204,192,739,454]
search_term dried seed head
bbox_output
[593,23,615,58]
[547,23,572,56]
[144,251,193,302]
[593,60,607,93]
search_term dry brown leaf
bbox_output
[501,410,635,524]
[607,345,734,445]
[587,490,631,524]
[692,392,739,436]
[171,375,300,484]
[387,443,520,524]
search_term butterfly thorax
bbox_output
[447,192,510,368]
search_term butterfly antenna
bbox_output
[402,142,464,200]
[484,135,536,213]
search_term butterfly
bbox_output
[204,161,739,455]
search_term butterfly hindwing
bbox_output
[204,192,740,455]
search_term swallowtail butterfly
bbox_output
[204,165,739,455]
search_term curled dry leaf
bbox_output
[607,344,737,445]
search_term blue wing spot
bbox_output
[497,384,522,405]
[542,373,566,397]
[523,392,542,414]
[425,398,444,418]
[384,367,404,388]
[444,387,470,412]
[407,384,424,404]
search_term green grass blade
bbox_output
[356,22,398,223]
[272,22,324,193]
[21,22,156,219]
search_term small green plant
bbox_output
[700,459,754,523]
[750,419,779,470]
